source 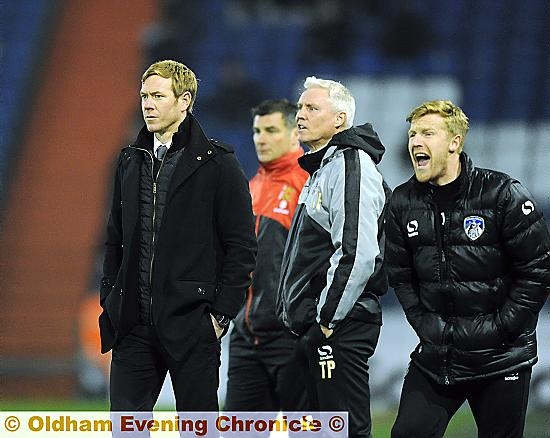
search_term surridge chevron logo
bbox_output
[407,220,419,237]
[522,200,534,215]
[317,345,333,360]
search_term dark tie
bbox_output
[156,145,168,161]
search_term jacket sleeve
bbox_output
[385,195,447,345]
[495,180,550,341]
[317,150,385,328]
[100,155,124,308]
[211,152,257,318]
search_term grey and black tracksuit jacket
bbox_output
[277,123,390,335]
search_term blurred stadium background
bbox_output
[1,1,548,436]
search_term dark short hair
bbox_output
[251,99,298,128]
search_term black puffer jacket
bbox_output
[385,153,550,384]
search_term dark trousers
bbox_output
[110,324,221,412]
[225,329,309,411]
[391,362,531,438]
[296,319,381,438]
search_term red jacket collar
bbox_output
[257,148,304,174]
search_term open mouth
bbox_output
[415,152,430,167]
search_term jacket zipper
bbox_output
[244,286,257,343]
[244,215,261,344]
[278,203,305,335]
[440,210,452,384]
[441,211,449,278]
[441,320,454,385]
[431,200,452,385]
[131,146,164,325]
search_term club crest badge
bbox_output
[464,215,485,241]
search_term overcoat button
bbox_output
[197,287,206,295]
[207,150,212,155]
[197,156,202,161]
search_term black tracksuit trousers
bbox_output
[296,318,381,438]
[391,362,531,438]
[225,329,309,412]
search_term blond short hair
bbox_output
[407,100,469,152]
[142,60,198,112]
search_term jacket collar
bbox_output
[412,152,474,196]
[168,114,219,201]
[130,114,220,202]
[258,148,304,175]
[299,144,345,176]
[329,123,385,164]
[298,123,386,176]
[133,113,197,153]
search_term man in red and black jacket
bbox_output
[226,99,309,411]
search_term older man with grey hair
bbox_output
[277,77,390,438]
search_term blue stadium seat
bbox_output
[1,1,56,201]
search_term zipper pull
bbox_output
[153,182,157,194]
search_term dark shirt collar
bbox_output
[429,167,465,210]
